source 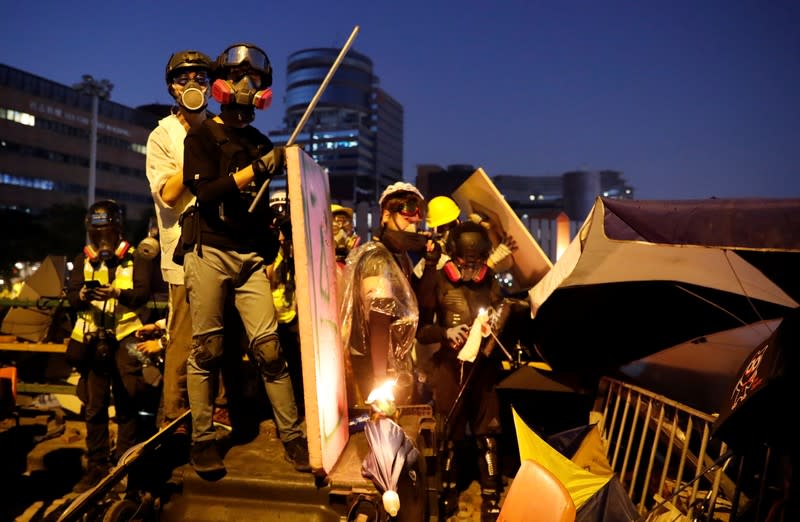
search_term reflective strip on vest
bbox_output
[70,257,146,342]
[270,251,297,324]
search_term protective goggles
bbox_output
[222,45,269,71]
[173,72,209,86]
[387,198,424,218]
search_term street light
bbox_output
[73,74,113,208]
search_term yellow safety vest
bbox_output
[70,255,147,342]
[270,250,297,324]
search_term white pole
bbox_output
[73,75,112,209]
[249,25,360,213]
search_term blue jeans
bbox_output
[184,245,304,445]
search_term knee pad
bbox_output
[191,333,225,371]
[251,334,287,381]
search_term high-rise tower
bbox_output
[269,48,403,204]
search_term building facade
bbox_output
[0,64,157,221]
[268,48,403,206]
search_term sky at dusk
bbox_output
[1,0,798,200]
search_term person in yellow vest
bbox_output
[65,200,159,493]
[265,190,305,413]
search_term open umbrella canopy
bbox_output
[618,318,781,413]
[528,197,800,372]
[713,309,800,453]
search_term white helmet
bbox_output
[269,189,287,206]
[269,189,288,217]
[379,181,424,208]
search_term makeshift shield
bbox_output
[1,255,69,341]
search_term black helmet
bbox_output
[165,50,212,87]
[446,221,492,261]
[216,43,272,87]
[86,200,125,262]
[86,199,123,229]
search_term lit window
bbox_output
[0,108,36,127]
[0,172,55,191]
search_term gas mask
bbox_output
[333,213,353,244]
[170,70,210,112]
[449,254,489,283]
[179,78,209,112]
[84,200,128,263]
[334,228,349,245]
[212,76,273,110]
[86,226,126,263]
[444,224,492,282]
[137,236,159,260]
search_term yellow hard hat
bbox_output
[331,204,353,218]
[426,196,461,229]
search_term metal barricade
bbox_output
[595,377,745,520]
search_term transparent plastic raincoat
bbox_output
[339,240,419,405]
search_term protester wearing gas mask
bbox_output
[331,203,360,267]
[339,182,430,408]
[146,49,233,436]
[65,200,159,493]
[182,42,309,477]
[414,221,506,521]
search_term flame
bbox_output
[366,379,397,417]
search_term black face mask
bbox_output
[381,228,428,254]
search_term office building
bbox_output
[268,48,403,205]
[0,63,157,220]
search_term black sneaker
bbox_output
[190,440,225,476]
[284,437,311,472]
[480,494,501,522]
[73,463,110,493]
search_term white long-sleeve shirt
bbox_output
[145,114,196,285]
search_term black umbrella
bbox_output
[528,197,800,372]
[712,309,800,453]
[497,364,594,437]
[618,318,781,413]
[361,416,420,518]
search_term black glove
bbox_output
[424,240,442,265]
[253,146,286,182]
